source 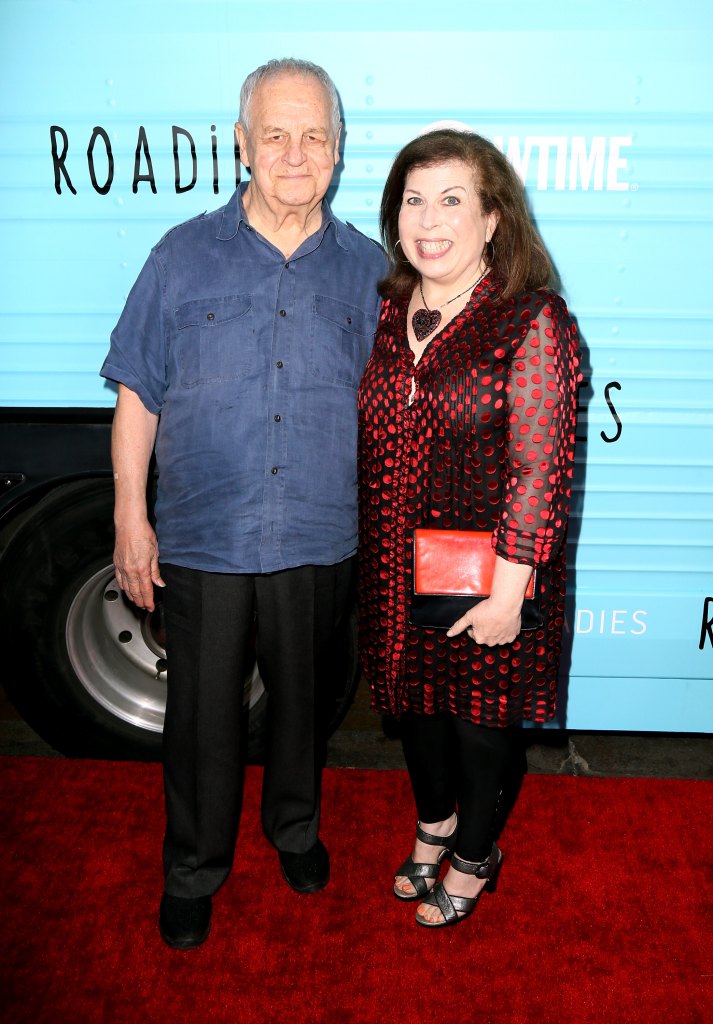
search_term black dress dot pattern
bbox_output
[357,277,581,727]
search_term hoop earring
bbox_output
[394,238,409,264]
[483,238,495,266]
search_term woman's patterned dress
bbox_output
[357,276,581,726]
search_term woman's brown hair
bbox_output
[379,129,553,301]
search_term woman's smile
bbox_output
[415,239,453,257]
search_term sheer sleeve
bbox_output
[492,292,581,567]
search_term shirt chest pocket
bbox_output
[175,294,255,387]
[310,294,377,389]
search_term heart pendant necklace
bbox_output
[411,269,487,343]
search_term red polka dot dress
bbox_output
[357,276,581,727]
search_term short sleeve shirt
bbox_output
[101,185,386,573]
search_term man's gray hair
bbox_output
[238,58,341,136]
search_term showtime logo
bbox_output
[424,122,632,191]
[495,135,631,191]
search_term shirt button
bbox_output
[274,414,281,422]
[275,360,283,369]
[284,262,290,269]
[207,312,215,321]
[271,466,278,475]
[279,309,287,317]
[346,316,352,324]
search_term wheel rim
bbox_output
[65,564,265,733]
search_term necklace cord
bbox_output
[411,269,488,344]
[418,268,487,312]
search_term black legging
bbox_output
[399,713,513,862]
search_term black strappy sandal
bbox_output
[393,819,458,901]
[415,843,503,927]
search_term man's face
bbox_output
[236,73,340,212]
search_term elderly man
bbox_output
[101,58,385,949]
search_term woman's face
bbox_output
[398,159,499,291]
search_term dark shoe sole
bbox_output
[160,921,211,950]
[279,862,329,894]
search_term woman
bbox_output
[358,130,581,928]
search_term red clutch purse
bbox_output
[410,528,542,631]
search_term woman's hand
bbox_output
[446,555,535,646]
[446,597,522,646]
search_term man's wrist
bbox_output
[114,506,150,530]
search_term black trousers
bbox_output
[160,558,354,898]
[399,713,513,862]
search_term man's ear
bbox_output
[235,122,250,169]
[332,125,342,166]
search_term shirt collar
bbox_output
[217,183,349,251]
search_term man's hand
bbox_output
[111,384,161,610]
[114,519,164,611]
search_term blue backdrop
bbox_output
[1,0,711,729]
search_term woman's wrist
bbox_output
[485,593,524,617]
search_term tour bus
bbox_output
[1,1,710,758]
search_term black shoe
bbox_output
[393,818,459,901]
[278,838,330,894]
[159,893,212,950]
[416,844,503,929]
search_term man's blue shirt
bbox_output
[101,184,386,573]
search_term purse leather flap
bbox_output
[413,529,535,599]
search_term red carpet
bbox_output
[2,758,712,1024]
